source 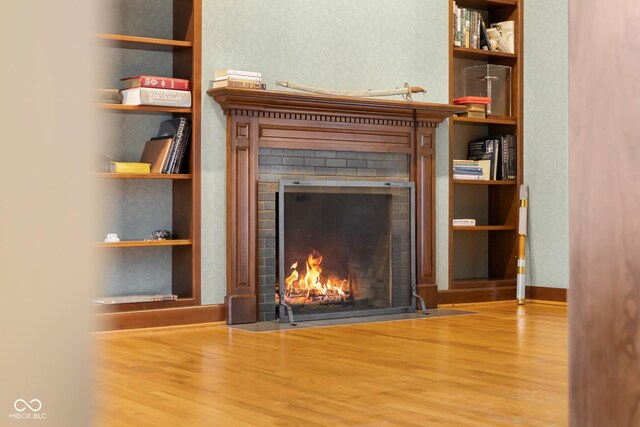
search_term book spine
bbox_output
[453,174,483,180]
[213,80,264,89]
[214,75,262,82]
[163,118,187,173]
[134,76,190,90]
[141,88,191,107]
[172,122,192,173]
[508,134,517,180]
[121,88,191,107]
[215,69,262,78]
[453,166,483,173]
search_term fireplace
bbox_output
[208,87,462,324]
[278,181,415,322]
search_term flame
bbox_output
[284,251,354,305]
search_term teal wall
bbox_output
[524,0,569,289]
[200,0,569,303]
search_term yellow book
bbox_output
[109,162,151,174]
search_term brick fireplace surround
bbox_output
[209,87,461,324]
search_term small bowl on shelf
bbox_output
[150,229,171,240]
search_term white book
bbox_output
[120,87,192,107]
[213,74,262,82]
[453,218,476,226]
[214,69,262,78]
[453,173,484,180]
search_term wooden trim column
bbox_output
[225,116,258,324]
[414,126,438,308]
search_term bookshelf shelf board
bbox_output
[453,47,517,61]
[96,173,192,180]
[453,225,517,231]
[96,33,192,52]
[452,277,517,289]
[94,297,196,313]
[454,0,517,9]
[452,116,517,126]
[453,179,517,185]
[96,103,193,114]
[94,239,192,248]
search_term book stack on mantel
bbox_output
[119,75,192,107]
[108,118,191,174]
[454,96,490,118]
[211,69,265,90]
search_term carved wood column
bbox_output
[414,126,438,307]
[225,115,258,324]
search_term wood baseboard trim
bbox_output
[437,286,516,305]
[94,304,226,331]
[525,286,567,303]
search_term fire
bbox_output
[284,251,355,305]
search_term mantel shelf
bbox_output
[208,87,464,124]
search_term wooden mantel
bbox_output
[208,87,462,324]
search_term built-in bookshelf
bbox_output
[93,0,211,329]
[446,0,523,303]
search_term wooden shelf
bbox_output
[94,239,192,248]
[453,47,516,61]
[452,277,517,289]
[453,225,517,231]
[452,116,517,126]
[96,33,192,52]
[453,179,517,185]
[454,0,517,9]
[95,173,192,180]
[96,103,193,114]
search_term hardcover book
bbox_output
[211,79,265,89]
[121,75,190,91]
[157,118,192,173]
[120,87,192,108]
[139,137,173,174]
[109,162,151,174]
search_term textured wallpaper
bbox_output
[524,0,569,289]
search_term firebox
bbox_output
[278,180,416,323]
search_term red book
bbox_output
[453,96,491,105]
[120,75,190,91]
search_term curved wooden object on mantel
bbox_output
[208,87,463,324]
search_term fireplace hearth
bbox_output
[278,181,415,323]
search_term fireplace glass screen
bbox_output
[278,180,415,322]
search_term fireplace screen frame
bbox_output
[278,180,416,323]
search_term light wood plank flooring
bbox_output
[93,302,568,426]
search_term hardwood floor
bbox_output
[93,302,568,426]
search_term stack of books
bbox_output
[453,159,490,180]
[454,96,490,118]
[212,69,265,89]
[108,117,192,175]
[466,135,517,181]
[119,75,192,107]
